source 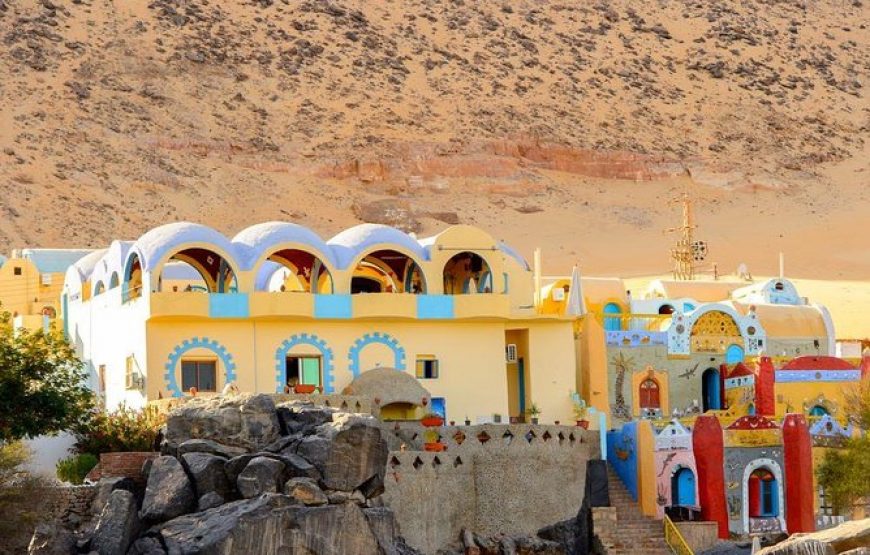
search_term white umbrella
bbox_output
[566,265,586,316]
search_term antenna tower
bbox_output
[665,189,707,280]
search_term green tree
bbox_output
[0,310,93,443]
[816,377,870,514]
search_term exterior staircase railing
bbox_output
[663,514,694,555]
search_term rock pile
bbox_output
[30,394,418,555]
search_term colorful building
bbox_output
[62,222,580,423]
[0,248,93,332]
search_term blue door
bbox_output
[517,358,526,417]
[702,368,721,411]
[671,468,696,506]
[603,302,622,331]
[725,344,745,364]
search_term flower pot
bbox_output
[449,420,455,426]
[424,442,446,452]
[294,384,316,394]
[464,420,471,426]
[421,416,444,427]
[493,414,502,423]
[554,420,560,426]
[576,420,589,429]
[531,417,539,425]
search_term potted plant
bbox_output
[423,428,445,452]
[294,383,316,394]
[493,413,502,423]
[571,393,589,429]
[527,403,541,425]
[420,412,444,427]
[464,416,471,426]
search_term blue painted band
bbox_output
[314,294,352,319]
[775,370,860,383]
[417,295,454,319]
[209,293,249,318]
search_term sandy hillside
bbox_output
[0,0,867,333]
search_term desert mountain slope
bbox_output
[0,0,867,284]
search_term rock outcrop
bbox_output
[165,394,281,452]
[139,456,196,522]
[757,518,870,555]
[90,489,140,555]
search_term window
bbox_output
[181,360,217,392]
[818,486,834,516]
[13,267,21,276]
[416,356,439,379]
[639,378,660,409]
[285,356,321,387]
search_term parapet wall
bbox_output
[382,424,599,553]
[44,485,98,528]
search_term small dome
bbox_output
[342,367,431,407]
[232,222,337,269]
[328,224,427,269]
[130,222,242,272]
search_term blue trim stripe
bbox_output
[209,293,249,318]
[775,370,860,383]
[314,294,352,319]
[348,332,406,377]
[417,295,454,319]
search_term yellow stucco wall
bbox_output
[636,420,658,517]
[775,381,855,419]
[0,257,66,331]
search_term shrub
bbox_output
[71,404,164,455]
[0,442,50,554]
[56,453,99,485]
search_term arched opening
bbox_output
[124,253,143,301]
[263,248,333,293]
[94,281,106,296]
[774,281,784,291]
[639,378,660,410]
[109,272,120,289]
[42,306,57,319]
[443,252,492,294]
[748,468,779,518]
[658,304,675,315]
[690,310,743,354]
[671,467,696,506]
[702,367,721,411]
[725,344,745,364]
[157,248,237,293]
[809,405,829,417]
[603,302,623,331]
[351,249,425,294]
[380,402,417,421]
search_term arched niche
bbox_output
[442,251,493,294]
[350,249,426,294]
[155,247,238,293]
[261,248,334,293]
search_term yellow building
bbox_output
[0,248,94,332]
[63,222,580,424]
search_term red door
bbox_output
[639,379,660,409]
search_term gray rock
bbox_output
[140,456,196,522]
[285,477,327,506]
[27,523,75,555]
[298,413,388,494]
[155,493,383,554]
[326,490,351,504]
[181,452,231,497]
[363,507,404,555]
[198,491,225,511]
[165,394,280,451]
[237,456,284,498]
[90,476,136,516]
[126,536,167,555]
[225,451,319,483]
[276,402,336,435]
[177,438,247,459]
[91,489,140,555]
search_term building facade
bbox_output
[63,222,579,423]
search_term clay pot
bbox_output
[424,442,446,452]
[421,416,444,427]
[294,384,316,394]
[576,420,589,429]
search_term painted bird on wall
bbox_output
[678,362,700,380]
[657,453,678,477]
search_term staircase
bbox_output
[604,467,672,555]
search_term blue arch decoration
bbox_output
[725,344,745,364]
[348,332,406,377]
[164,337,237,398]
[274,333,335,393]
[603,302,622,331]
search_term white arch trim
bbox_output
[741,457,786,534]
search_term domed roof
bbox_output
[68,248,108,281]
[327,224,427,268]
[341,367,431,407]
[232,222,336,269]
[130,222,241,272]
[780,356,855,371]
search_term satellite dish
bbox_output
[691,240,707,261]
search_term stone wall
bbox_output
[382,423,599,553]
[43,485,99,528]
[89,452,158,484]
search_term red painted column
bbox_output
[782,413,815,533]
[692,415,729,538]
[861,353,870,380]
[748,474,761,517]
[756,357,775,416]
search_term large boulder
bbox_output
[177,438,247,459]
[225,451,320,483]
[237,456,285,498]
[91,489,141,555]
[296,413,388,495]
[757,518,870,555]
[140,456,196,522]
[154,493,383,554]
[27,523,75,555]
[285,477,328,506]
[181,452,231,497]
[90,476,136,516]
[276,402,336,435]
[165,394,280,451]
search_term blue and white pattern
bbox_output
[348,332,406,377]
[775,370,860,383]
[274,333,335,393]
[164,337,237,398]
